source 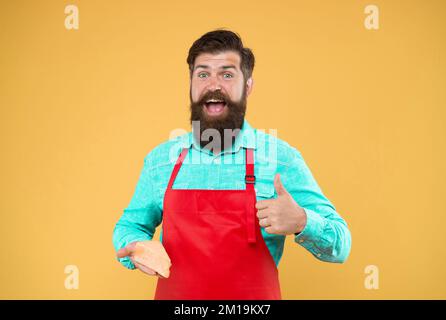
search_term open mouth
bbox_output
[203,99,228,116]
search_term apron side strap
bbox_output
[245,148,257,243]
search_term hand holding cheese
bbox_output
[116,240,172,278]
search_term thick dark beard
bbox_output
[190,87,247,152]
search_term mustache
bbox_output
[196,90,231,106]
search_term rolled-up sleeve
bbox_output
[112,152,163,269]
[281,147,351,263]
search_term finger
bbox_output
[116,241,137,258]
[264,226,277,234]
[256,209,269,219]
[132,259,157,276]
[135,262,156,275]
[116,247,130,258]
[274,174,288,196]
[255,199,274,210]
[259,217,271,228]
[138,263,165,279]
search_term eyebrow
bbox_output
[194,64,238,71]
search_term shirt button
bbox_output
[298,239,305,243]
[317,253,322,257]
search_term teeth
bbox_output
[206,99,223,103]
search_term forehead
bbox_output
[194,51,241,70]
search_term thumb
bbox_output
[274,173,288,196]
[116,242,137,258]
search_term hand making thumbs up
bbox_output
[255,174,307,235]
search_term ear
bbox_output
[246,77,254,96]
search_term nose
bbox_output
[206,75,222,92]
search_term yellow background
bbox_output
[1,0,445,299]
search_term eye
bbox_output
[223,73,233,79]
[198,72,208,78]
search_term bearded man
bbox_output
[113,29,351,300]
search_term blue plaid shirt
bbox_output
[113,120,351,269]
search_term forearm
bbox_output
[295,207,351,263]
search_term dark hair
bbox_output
[187,29,255,80]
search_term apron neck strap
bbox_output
[167,147,189,190]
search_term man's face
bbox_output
[189,51,253,149]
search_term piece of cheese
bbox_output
[132,240,171,278]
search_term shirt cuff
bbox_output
[294,208,325,245]
[118,257,137,270]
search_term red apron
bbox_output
[154,147,281,300]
